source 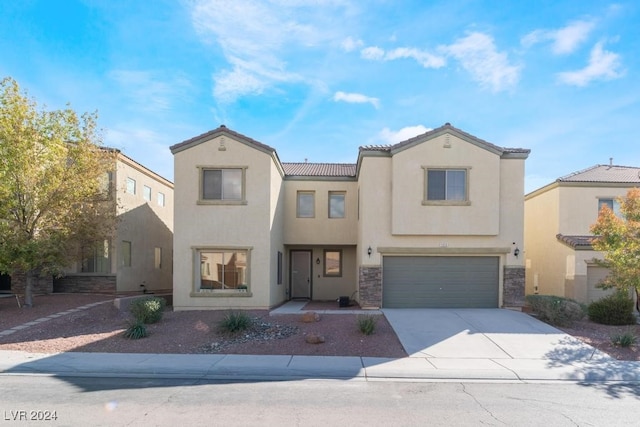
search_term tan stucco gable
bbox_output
[170,125,285,178]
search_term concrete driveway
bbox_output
[383,309,607,362]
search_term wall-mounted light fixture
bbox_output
[367,246,372,257]
[514,247,520,257]
[316,257,321,265]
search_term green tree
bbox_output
[591,188,640,304]
[0,77,117,307]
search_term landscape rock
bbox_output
[305,334,325,344]
[301,311,320,323]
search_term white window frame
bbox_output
[126,177,136,195]
[143,185,152,201]
[157,192,165,207]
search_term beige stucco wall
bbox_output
[391,134,500,236]
[113,156,174,292]
[357,141,526,307]
[525,183,630,300]
[172,135,280,310]
[283,180,358,245]
[284,245,357,301]
[269,159,286,307]
[524,185,562,296]
[559,185,631,235]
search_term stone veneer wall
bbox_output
[503,266,525,307]
[10,272,53,295]
[53,275,117,294]
[358,266,382,308]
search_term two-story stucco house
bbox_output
[51,151,174,295]
[170,123,529,311]
[524,163,640,303]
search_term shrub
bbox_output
[611,329,637,348]
[525,295,586,326]
[588,292,636,325]
[123,320,148,339]
[357,314,378,336]
[218,311,252,334]
[129,296,166,324]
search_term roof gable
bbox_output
[360,123,530,159]
[170,125,276,156]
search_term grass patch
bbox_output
[611,329,637,348]
[123,320,148,339]
[357,314,378,336]
[218,311,252,334]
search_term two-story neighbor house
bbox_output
[51,151,174,295]
[524,164,640,303]
[170,123,529,311]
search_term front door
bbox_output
[290,250,311,299]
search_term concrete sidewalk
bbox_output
[1,349,640,382]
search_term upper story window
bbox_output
[126,177,136,195]
[424,168,469,204]
[297,191,315,218]
[199,167,246,204]
[157,192,166,207]
[329,192,346,218]
[598,198,621,217]
[143,185,152,202]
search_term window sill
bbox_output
[197,200,248,206]
[422,200,471,206]
[190,291,253,298]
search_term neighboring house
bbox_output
[10,151,175,295]
[524,164,640,303]
[170,123,529,310]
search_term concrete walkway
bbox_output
[1,301,639,382]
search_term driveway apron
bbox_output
[383,309,606,362]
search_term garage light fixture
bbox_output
[367,246,372,257]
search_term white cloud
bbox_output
[361,46,385,60]
[333,91,380,108]
[378,125,431,144]
[360,46,445,68]
[557,41,623,86]
[189,0,353,103]
[522,20,596,55]
[385,47,446,68]
[442,32,520,92]
[341,36,363,52]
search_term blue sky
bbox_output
[1,0,638,193]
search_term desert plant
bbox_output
[588,292,636,325]
[610,329,637,348]
[525,295,586,326]
[357,314,378,335]
[129,296,166,324]
[218,311,252,334]
[123,320,148,339]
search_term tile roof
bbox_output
[282,162,357,177]
[558,164,640,183]
[556,234,597,249]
